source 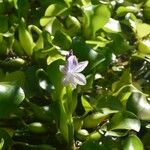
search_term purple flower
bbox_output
[59,53,88,88]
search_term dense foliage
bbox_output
[0,0,150,149]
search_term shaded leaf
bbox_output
[0,129,12,150]
[0,83,25,117]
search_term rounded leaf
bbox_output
[45,4,67,17]
[126,92,150,120]
[123,134,144,150]
[138,39,150,54]
[107,111,141,132]
[0,82,25,117]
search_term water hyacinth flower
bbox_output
[59,52,88,88]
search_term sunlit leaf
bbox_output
[136,23,150,38]
[116,6,139,17]
[138,39,150,54]
[126,92,150,120]
[103,18,121,33]
[0,138,4,150]
[123,134,144,150]
[82,4,111,38]
[45,3,67,17]
[81,96,93,112]
[107,111,141,132]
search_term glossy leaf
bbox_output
[0,83,25,117]
[107,111,141,132]
[82,4,111,38]
[80,140,106,150]
[83,112,109,128]
[103,18,121,33]
[123,134,144,150]
[126,92,150,120]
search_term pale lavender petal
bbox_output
[62,73,74,85]
[73,73,86,85]
[67,55,78,71]
[73,61,88,72]
[62,73,70,85]
[59,65,67,74]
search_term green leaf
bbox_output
[105,130,128,137]
[81,96,93,113]
[76,129,89,141]
[82,4,111,38]
[0,138,4,150]
[80,140,106,150]
[136,23,150,38]
[83,112,109,128]
[65,15,81,36]
[107,111,141,132]
[4,71,25,87]
[36,69,52,92]
[123,134,144,150]
[24,66,39,97]
[96,95,123,112]
[126,92,150,120]
[40,17,52,26]
[43,17,64,35]
[144,0,150,7]
[0,82,25,117]
[125,0,147,3]
[17,0,29,19]
[103,18,121,33]
[46,59,65,98]
[142,130,150,148]
[46,49,64,65]
[71,37,105,71]
[138,39,150,54]
[52,30,72,49]
[116,6,139,17]
[107,33,131,55]
[45,3,67,17]
[0,129,12,150]
[59,101,69,142]
[112,70,132,94]
[0,16,8,33]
